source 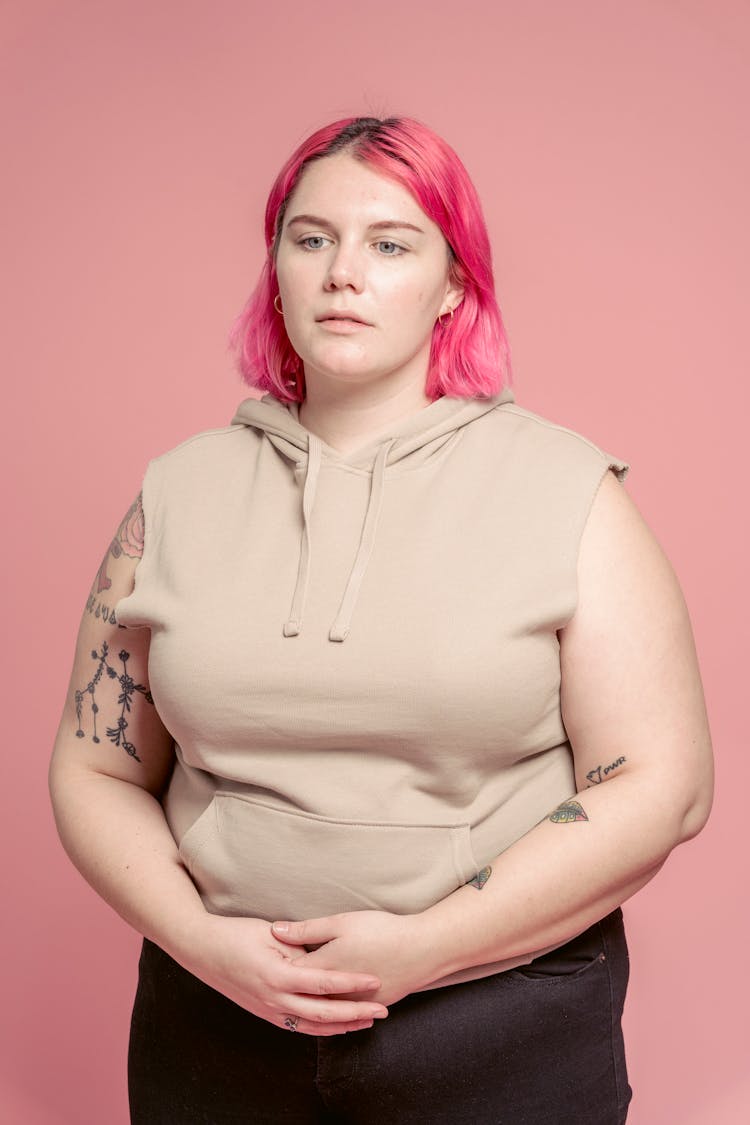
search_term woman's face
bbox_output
[274,152,463,397]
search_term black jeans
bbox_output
[128,907,631,1124]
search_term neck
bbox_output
[297,379,433,455]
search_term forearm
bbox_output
[417,774,694,983]
[49,763,208,966]
[50,762,393,1033]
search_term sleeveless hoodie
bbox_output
[115,389,628,989]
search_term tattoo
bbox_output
[74,641,153,761]
[94,493,145,595]
[466,866,492,890]
[586,756,627,786]
[548,799,589,824]
[85,594,119,626]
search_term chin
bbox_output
[306,358,381,384]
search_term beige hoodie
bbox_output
[115,389,628,988]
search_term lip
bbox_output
[315,311,372,326]
[316,318,372,333]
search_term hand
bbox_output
[173,913,389,1037]
[271,910,437,1007]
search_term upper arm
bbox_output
[559,470,713,837]
[50,493,175,797]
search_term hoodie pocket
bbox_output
[178,793,479,920]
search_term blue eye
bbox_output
[299,236,329,250]
[297,236,405,255]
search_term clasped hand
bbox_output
[271,908,435,1008]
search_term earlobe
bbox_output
[438,290,464,324]
[438,300,463,320]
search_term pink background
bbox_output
[3,1,747,1121]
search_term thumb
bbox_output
[271,916,339,946]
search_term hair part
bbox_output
[229,116,513,402]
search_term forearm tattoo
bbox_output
[465,866,492,890]
[586,756,626,786]
[89,493,145,623]
[547,799,589,823]
[74,641,153,761]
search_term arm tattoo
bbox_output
[85,593,119,626]
[74,641,153,761]
[93,493,145,596]
[465,866,492,890]
[547,799,589,823]
[586,756,626,786]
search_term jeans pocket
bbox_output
[504,915,610,983]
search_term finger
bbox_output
[285,1017,378,1038]
[279,962,382,996]
[288,995,389,1024]
[272,917,339,945]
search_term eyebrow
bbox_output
[286,214,425,234]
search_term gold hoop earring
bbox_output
[437,306,454,327]
[274,294,283,314]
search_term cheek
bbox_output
[276,247,317,293]
[385,278,438,319]
[395,259,447,310]
[277,265,305,304]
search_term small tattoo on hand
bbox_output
[548,799,589,823]
[466,866,492,890]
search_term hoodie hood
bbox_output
[230,389,515,642]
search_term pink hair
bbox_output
[228,116,513,402]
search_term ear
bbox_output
[441,268,465,317]
[441,282,465,318]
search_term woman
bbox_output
[50,116,713,1124]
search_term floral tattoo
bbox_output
[93,493,145,597]
[74,641,153,761]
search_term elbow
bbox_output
[675,752,715,844]
[640,748,714,857]
[677,785,713,843]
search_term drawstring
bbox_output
[282,435,395,643]
[282,434,322,638]
[329,438,395,642]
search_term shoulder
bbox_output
[467,401,630,516]
[134,422,255,498]
[486,401,629,482]
[148,421,251,468]
[578,468,670,594]
[565,464,686,666]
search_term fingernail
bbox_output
[364,979,380,989]
[272,921,289,934]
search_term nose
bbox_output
[324,241,365,292]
